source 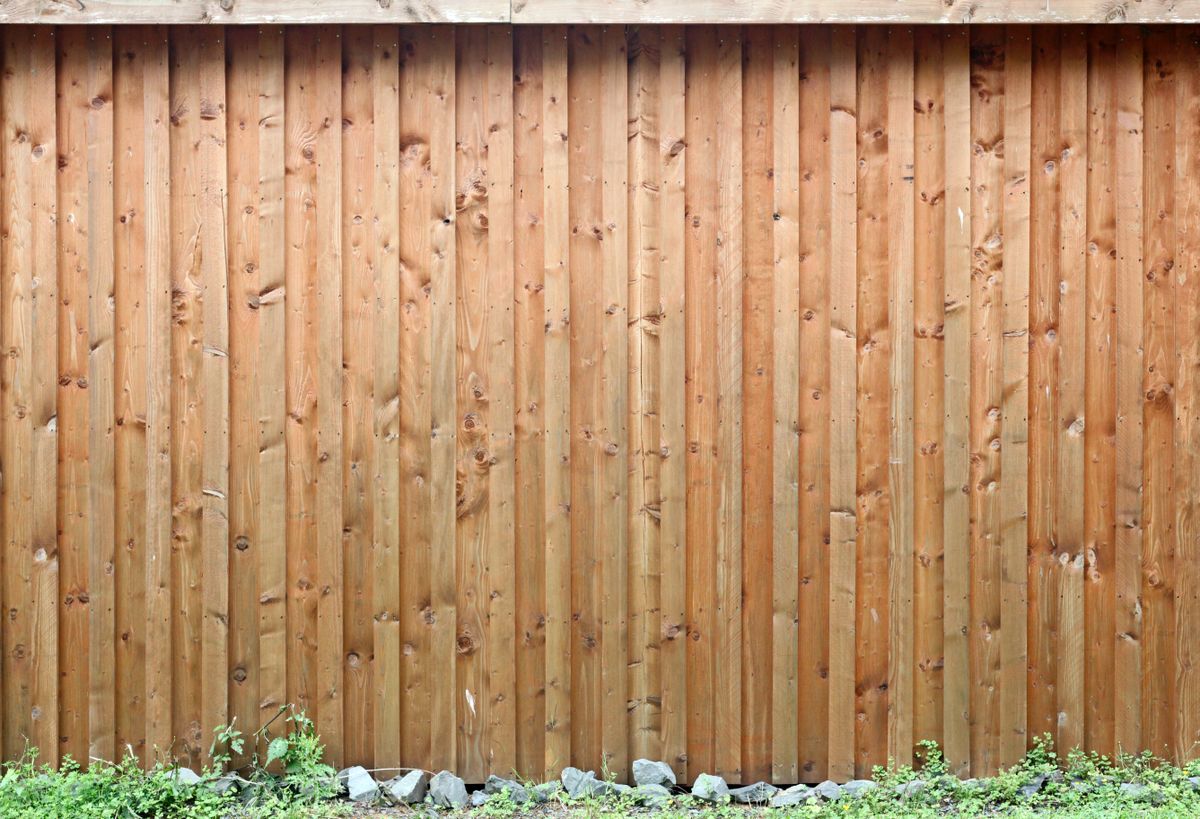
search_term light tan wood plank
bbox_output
[627,22,661,772]
[226,24,262,760]
[340,24,374,766]
[514,0,1200,23]
[886,24,914,770]
[53,25,103,763]
[1175,24,1200,764]
[999,24,1030,769]
[738,23,773,785]
[540,23,571,780]
[1,0,508,23]
[826,23,856,784]
[1055,25,1087,756]
[255,22,288,740]
[912,24,945,756]
[426,25,458,774]
[514,24,547,779]
[796,24,832,783]
[1111,26,1143,759]
[770,24,800,785]
[141,26,173,762]
[373,22,402,770]
[968,25,1004,775]
[114,26,152,762]
[941,24,971,778]
[656,23,687,783]
[1140,25,1176,760]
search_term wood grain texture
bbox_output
[11,22,1200,780]
[10,0,1200,24]
[512,0,1200,23]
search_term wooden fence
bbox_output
[2,22,1197,783]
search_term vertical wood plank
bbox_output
[372,22,401,770]
[455,24,515,780]
[770,24,800,785]
[426,25,458,775]
[1176,25,1200,762]
[854,24,890,777]
[1084,26,1118,757]
[514,24,546,779]
[312,26,344,764]
[656,24,688,783]
[826,23,857,784]
[1000,24,1030,769]
[56,27,113,763]
[886,25,915,769]
[455,24,491,779]
[284,24,321,728]
[713,26,742,784]
[1027,27,1061,745]
[913,24,945,756]
[599,24,629,779]
[739,23,773,785]
[541,23,571,780]
[198,27,229,763]
[226,25,267,757]
[627,22,661,772]
[941,24,972,777]
[1111,28,1144,759]
[487,24,517,778]
[256,25,287,737]
[168,28,206,763]
[0,26,59,764]
[340,24,374,766]
[684,25,718,777]
[968,26,1004,775]
[1056,26,1088,756]
[115,26,152,762]
[89,27,121,762]
[796,24,832,784]
[27,27,58,766]
[142,25,173,762]
[1141,25,1176,761]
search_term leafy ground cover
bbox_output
[3,713,1200,819]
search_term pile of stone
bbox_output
[325,757,888,810]
[164,759,1200,812]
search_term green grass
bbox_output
[3,720,1200,819]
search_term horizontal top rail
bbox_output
[4,0,1200,24]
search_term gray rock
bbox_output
[336,766,379,803]
[168,767,202,787]
[1019,773,1047,799]
[961,778,985,791]
[842,779,878,798]
[383,770,428,805]
[560,767,614,799]
[634,783,673,808]
[613,783,633,797]
[207,773,245,796]
[691,773,729,802]
[561,767,593,798]
[769,784,813,808]
[483,775,529,804]
[470,790,490,808]
[633,758,677,787]
[429,771,468,809]
[1189,776,1200,791]
[531,782,563,803]
[895,779,926,800]
[729,781,778,804]
[1118,778,1147,797]
[812,780,843,800]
